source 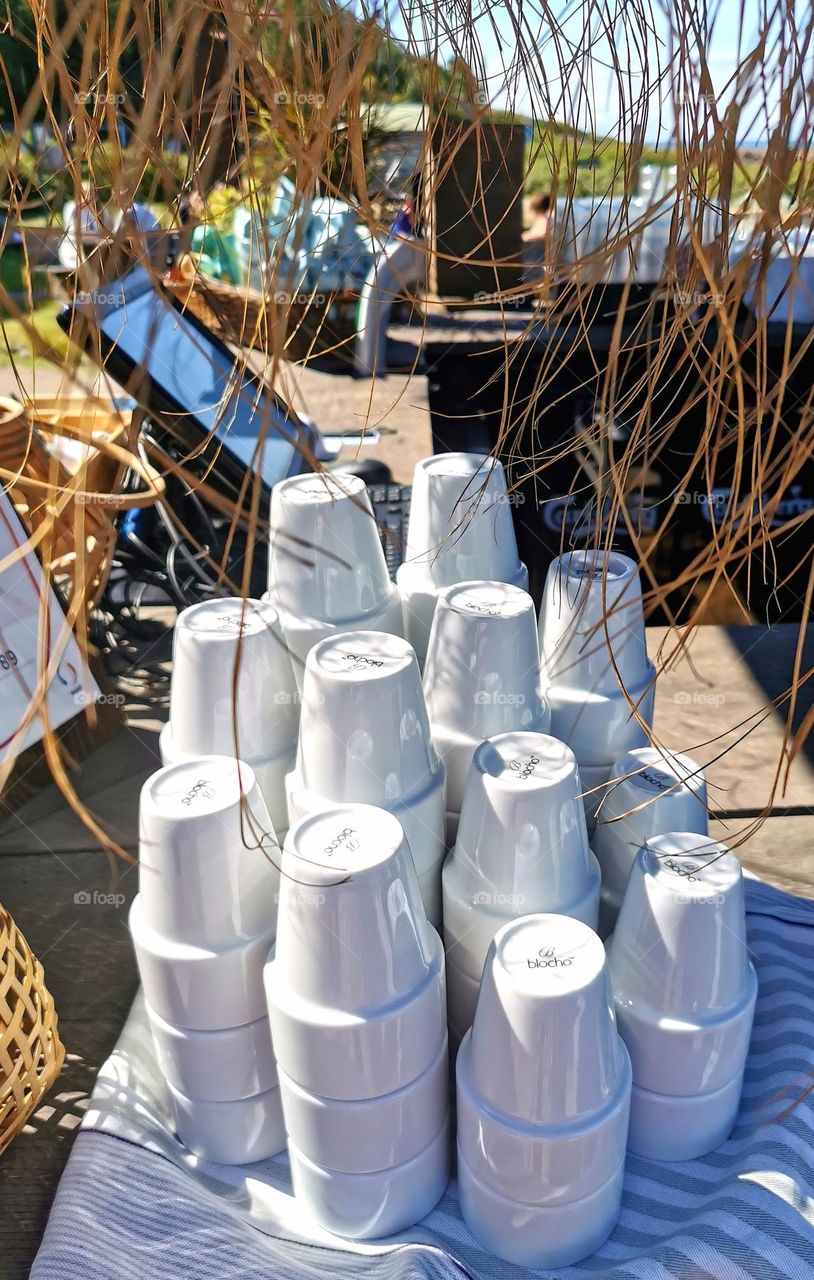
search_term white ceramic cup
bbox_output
[138,757,280,948]
[161,597,296,836]
[423,582,550,813]
[166,596,299,761]
[396,453,527,665]
[265,804,447,1099]
[160,727,292,841]
[456,914,630,1265]
[168,1080,287,1164]
[538,551,656,769]
[466,914,629,1131]
[610,834,757,1101]
[285,630,446,926]
[457,1149,625,1269]
[287,1121,450,1239]
[266,471,403,685]
[594,747,708,934]
[276,1034,448,1173]
[129,896,276,1031]
[146,1004,277,1101]
[443,734,600,1035]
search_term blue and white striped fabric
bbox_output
[32,879,814,1279]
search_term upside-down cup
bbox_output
[396,453,528,665]
[538,550,656,776]
[610,834,758,1160]
[285,631,446,926]
[266,471,403,687]
[159,596,298,836]
[457,914,631,1268]
[138,757,280,949]
[424,582,550,816]
[264,804,447,1100]
[168,1080,287,1164]
[594,747,708,935]
[146,1004,278,1102]
[129,896,276,1030]
[443,732,600,1036]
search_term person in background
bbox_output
[354,178,426,377]
[522,192,552,282]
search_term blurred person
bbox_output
[354,180,425,377]
[522,192,552,282]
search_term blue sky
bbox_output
[385,0,810,144]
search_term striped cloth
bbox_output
[32,878,814,1279]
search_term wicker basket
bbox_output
[0,396,164,608]
[165,263,358,363]
[0,902,65,1157]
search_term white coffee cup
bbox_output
[397,453,527,665]
[276,1034,448,1173]
[594,747,708,934]
[610,834,757,1160]
[165,596,299,759]
[538,551,656,770]
[285,630,446,925]
[266,471,403,686]
[138,757,280,949]
[456,914,630,1266]
[287,1122,450,1239]
[167,1080,286,1164]
[129,895,275,1031]
[443,733,600,1034]
[424,582,550,814]
[146,1004,277,1102]
[265,804,447,1099]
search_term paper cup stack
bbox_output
[610,835,758,1160]
[457,915,631,1268]
[424,580,550,824]
[130,757,285,1163]
[593,746,708,935]
[159,597,298,838]
[286,630,446,927]
[397,453,528,666]
[266,471,402,687]
[538,551,656,827]
[265,804,450,1238]
[442,732,600,1045]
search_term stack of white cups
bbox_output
[610,834,758,1160]
[130,757,286,1163]
[443,732,601,1045]
[265,471,402,687]
[593,746,708,936]
[286,631,446,926]
[457,915,632,1268]
[396,453,528,666]
[159,597,298,838]
[538,550,656,827]
[424,581,550,825]
[265,804,450,1238]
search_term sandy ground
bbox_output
[0,355,432,484]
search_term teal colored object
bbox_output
[190,225,243,284]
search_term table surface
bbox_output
[0,621,812,1277]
